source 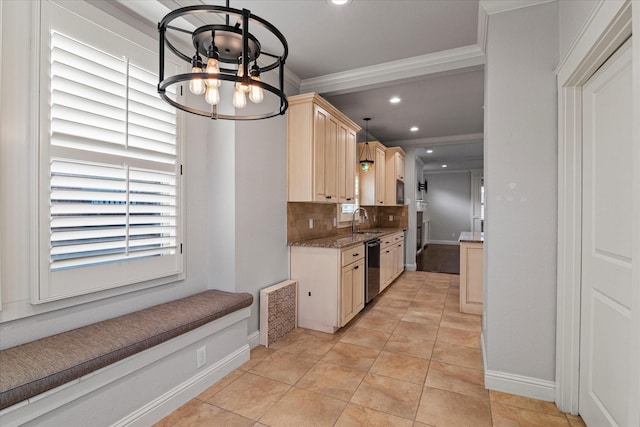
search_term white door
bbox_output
[580,38,633,427]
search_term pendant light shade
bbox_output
[359,118,374,171]
[157,1,288,120]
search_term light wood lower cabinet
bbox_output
[380,231,405,292]
[459,241,483,315]
[341,257,365,325]
[290,244,365,333]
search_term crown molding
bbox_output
[394,133,484,147]
[477,4,488,53]
[479,0,555,16]
[299,45,484,96]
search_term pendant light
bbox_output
[359,118,374,171]
[157,0,288,120]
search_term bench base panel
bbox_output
[0,307,251,427]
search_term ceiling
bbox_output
[106,0,485,171]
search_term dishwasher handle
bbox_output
[366,239,381,247]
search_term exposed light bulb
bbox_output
[236,65,250,93]
[360,162,370,171]
[205,85,220,105]
[206,57,221,88]
[189,66,205,95]
[232,88,247,109]
[249,77,264,103]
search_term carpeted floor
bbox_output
[417,244,460,274]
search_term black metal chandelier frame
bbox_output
[359,117,374,170]
[158,3,289,120]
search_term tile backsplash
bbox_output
[287,202,408,243]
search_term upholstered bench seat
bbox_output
[0,290,253,410]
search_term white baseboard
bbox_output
[247,330,260,349]
[115,344,249,427]
[427,240,460,246]
[405,263,417,271]
[481,333,556,401]
[484,369,556,402]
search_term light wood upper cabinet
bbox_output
[385,147,406,205]
[358,141,386,206]
[287,93,360,203]
[338,123,357,203]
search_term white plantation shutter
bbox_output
[49,160,177,271]
[38,8,183,303]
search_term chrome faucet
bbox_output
[352,207,369,234]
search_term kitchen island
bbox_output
[459,232,484,315]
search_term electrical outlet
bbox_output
[196,346,206,368]
[333,217,337,227]
[308,218,314,229]
[389,215,393,222]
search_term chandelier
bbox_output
[359,118,374,171]
[157,1,288,120]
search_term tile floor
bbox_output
[155,271,586,427]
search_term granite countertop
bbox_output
[459,231,484,243]
[289,228,406,249]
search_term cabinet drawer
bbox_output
[391,232,404,243]
[380,235,396,249]
[341,244,364,266]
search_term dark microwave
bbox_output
[396,179,404,205]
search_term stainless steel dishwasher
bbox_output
[365,238,381,303]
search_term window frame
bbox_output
[34,1,186,304]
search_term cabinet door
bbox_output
[345,126,356,203]
[394,241,404,277]
[313,104,328,201]
[325,115,339,200]
[341,265,354,325]
[352,258,365,315]
[380,247,393,291]
[375,147,386,205]
[341,258,364,326]
[313,105,338,202]
[338,123,356,204]
[395,153,405,182]
[459,242,483,315]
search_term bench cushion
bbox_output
[0,290,253,410]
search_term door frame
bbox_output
[556,0,639,422]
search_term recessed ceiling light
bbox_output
[442,164,448,168]
[389,96,401,104]
[329,0,351,5]
[410,126,419,132]
[426,149,433,154]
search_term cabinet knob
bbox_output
[346,198,352,201]
[326,195,332,199]
[386,250,390,253]
[354,265,359,269]
[353,253,359,257]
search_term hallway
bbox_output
[417,245,460,274]
[156,271,584,426]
